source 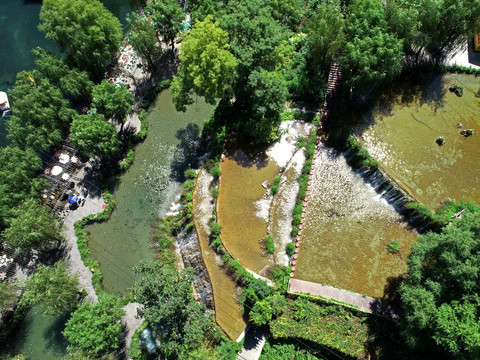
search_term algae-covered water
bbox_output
[217,140,279,274]
[295,144,418,299]
[355,72,480,209]
[86,90,212,295]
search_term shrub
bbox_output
[286,242,295,256]
[292,214,302,226]
[271,184,279,195]
[388,240,400,253]
[210,222,222,238]
[209,163,221,179]
[182,179,196,192]
[211,188,219,197]
[265,235,275,254]
[274,176,281,185]
[184,168,197,179]
[291,226,299,237]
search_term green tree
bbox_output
[341,0,403,90]
[306,2,346,75]
[3,199,61,254]
[91,80,135,131]
[32,47,93,102]
[132,261,216,358]
[70,113,120,159]
[7,70,75,152]
[172,16,237,111]
[22,262,79,315]
[127,12,163,71]
[0,147,46,225]
[39,0,122,80]
[146,0,185,49]
[249,294,286,325]
[400,211,480,357]
[63,294,125,358]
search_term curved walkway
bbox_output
[289,279,401,320]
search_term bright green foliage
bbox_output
[271,297,368,358]
[22,262,79,315]
[92,80,135,128]
[400,212,480,356]
[260,342,320,360]
[209,162,222,179]
[184,169,198,179]
[39,0,122,80]
[239,278,271,309]
[172,16,237,111]
[132,262,218,358]
[146,0,185,48]
[210,222,222,238]
[250,294,286,325]
[306,2,346,75]
[384,0,420,55]
[63,294,124,358]
[341,0,403,89]
[128,12,163,71]
[32,47,93,101]
[3,199,61,254]
[265,235,275,254]
[0,147,46,224]
[8,70,75,151]
[70,113,120,159]
[388,240,400,253]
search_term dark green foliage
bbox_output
[347,136,379,169]
[261,341,320,360]
[211,188,219,198]
[3,198,61,254]
[250,294,286,325]
[210,222,222,238]
[70,113,120,159]
[274,176,281,185]
[0,147,46,225]
[146,0,185,49]
[286,242,295,256]
[406,202,436,224]
[218,340,243,360]
[400,211,480,356]
[270,265,291,293]
[292,214,302,226]
[22,261,79,315]
[239,278,271,314]
[39,0,122,80]
[92,80,135,128]
[265,235,275,254]
[63,294,124,358]
[132,262,219,358]
[127,12,163,71]
[184,169,198,180]
[209,163,222,179]
[293,204,303,216]
[341,0,403,90]
[270,184,279,196]
[8,70,75,152]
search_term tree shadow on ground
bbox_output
[170,123,203,182]
[223,136,270,170]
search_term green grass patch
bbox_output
[265,235,275,254]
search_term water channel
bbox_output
[354,72,480,209]
[86,90,212,295]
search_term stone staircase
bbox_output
[323,59,343,113]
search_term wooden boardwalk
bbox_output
[289,279,401,320]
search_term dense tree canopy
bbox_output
[91,81,135,129]
[133,262,218,359]
[63,294,124,358]
[127,12,163,71]
[401,211,480,357]
[22,262,79,315]
[172,16,238,111]
[32,47,93,102]
[341,0,403,90]
[0,147,46,225]
[7,70,75,152]
[146,0,185,48]
[39,0,122,80]
[2,199,61,254]
[70,113,120,159]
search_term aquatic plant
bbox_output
[265,235,275,254]
[388,240,400,253]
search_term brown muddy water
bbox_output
[192,169,246,340]
[216,140,280,274]
[295,143,418,298]
[354,72,480,209]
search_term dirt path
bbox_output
[289,279,401,320]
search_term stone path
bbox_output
[237,326,268,360]
[289,279,401,320]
